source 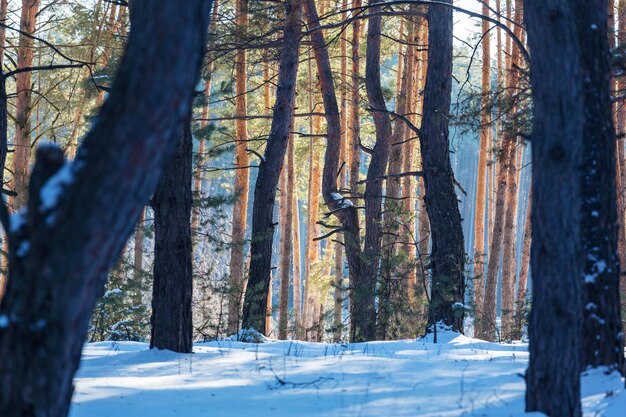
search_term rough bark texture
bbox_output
[473,0,490,328]
[241,0,302,333]
[12,0,40,209]
[420,0,465,332]
[150,123,193,353]
[0,2,211,415]
[617,0,626,322]
[576,0,624,373]
[524,1,584,415]
[349,0,362,192]
[499,0,524,341]
[227,0,251,335]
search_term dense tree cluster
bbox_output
[0,0,623,416]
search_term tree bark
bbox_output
[12,0,40,209]
[0,1,211,415]
[473,0,490,330]
[349,0,363,192]
[150,123,193,353]
[241,0,302,333]
[576,0,624,373]
[499,0,524,341]
[278,126,295,340]
[227,0,251,335]
[420,0,465,332]
[524,1,584,415]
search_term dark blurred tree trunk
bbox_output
[524,0,584,415]
[0,1,211,415]
[241,0,302,333]
[150,122,193,353]
[420,0,465,332]
[575,0,624,374]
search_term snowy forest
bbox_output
[0,0,624,416]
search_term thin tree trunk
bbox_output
[499,1,525,341]
[278,123,295,340]
[524,1,584,414]
[227,0,251,335]
[12,0,40,209]
[420,0,465,333]
[514,186,531,338]
[0,1,211,414]
[241,0,302,333]
[473,0,490,331]
[150,123,193,353]
[349,0,362,192]
[292,183,302,335]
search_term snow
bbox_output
[40,162,75,212]
[330,192,354,208]
[103,288,123,298]
[70,332,626,417]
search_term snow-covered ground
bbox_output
[70,332,625,417]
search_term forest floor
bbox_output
[69,331,625,417]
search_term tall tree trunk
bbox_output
[227,0,251,335]
[473,0,490,331]
[12,0,40,209]
[305,0,365,342]
[360,0,395,341]
[499,0,524,341]
[420,0,465,333]
[150,123,193,353]
[576,0,624,373]
[278,126,295,340]
[241,0,302,333]
[0,1,211,414]
[332,0,350,344]
[524,0,584,415]
[303,82,322,339]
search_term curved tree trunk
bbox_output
[420,0,465,333]
[0,1,211,414]
[150,123,193,353]
[241,0,302,333]
[305,0,365,342]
